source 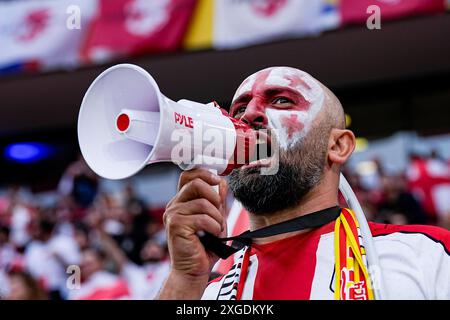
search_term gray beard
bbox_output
[228,125,329,216]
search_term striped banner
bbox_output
[213,0,325,49]
[0,0,97,73]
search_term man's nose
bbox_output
[241,100,268,128]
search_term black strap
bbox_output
[200,206,341,259]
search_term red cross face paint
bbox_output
[231,67,325,150]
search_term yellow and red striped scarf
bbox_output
[334,208,374,300]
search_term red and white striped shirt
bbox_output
[204,211,450,300]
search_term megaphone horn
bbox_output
[77,64,259,180]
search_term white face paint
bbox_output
[232,73,257,103]
[232,67,325,150]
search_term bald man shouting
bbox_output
[158,67,450,300]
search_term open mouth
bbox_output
[243,129,277,170]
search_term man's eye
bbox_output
[272,97,292,104]
[232,106,247,117]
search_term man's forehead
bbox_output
[232,66,320,102]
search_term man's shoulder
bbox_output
[369,222,450,255]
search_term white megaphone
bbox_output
[78,64,258,180]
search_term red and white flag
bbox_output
[407,156,450,219]
[213,0,325,49]
[81,0,196,63]
[341,0,445,24]
[0,0,98,71]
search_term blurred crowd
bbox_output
[0,157,169,300]
[0,150,449,300]
[342,151,450,229]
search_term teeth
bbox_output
[248,158,272,167]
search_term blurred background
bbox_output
[0,0,449,300]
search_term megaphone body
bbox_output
[78,64,257,180]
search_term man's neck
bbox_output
[248,183,338,244]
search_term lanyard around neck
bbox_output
[200,206,341,259]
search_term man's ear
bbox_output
[328,129,356,165]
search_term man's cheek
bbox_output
[266,109,308,150]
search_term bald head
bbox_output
[318,82,346,130]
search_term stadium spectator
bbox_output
[4,186,33,249]
[58,154,99,220]
[377,174,428,225]
[24,217,80,300]
[90,210,170,300]
[158,66,450,300]
[68,247,130,300]
[4,270,47,300]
